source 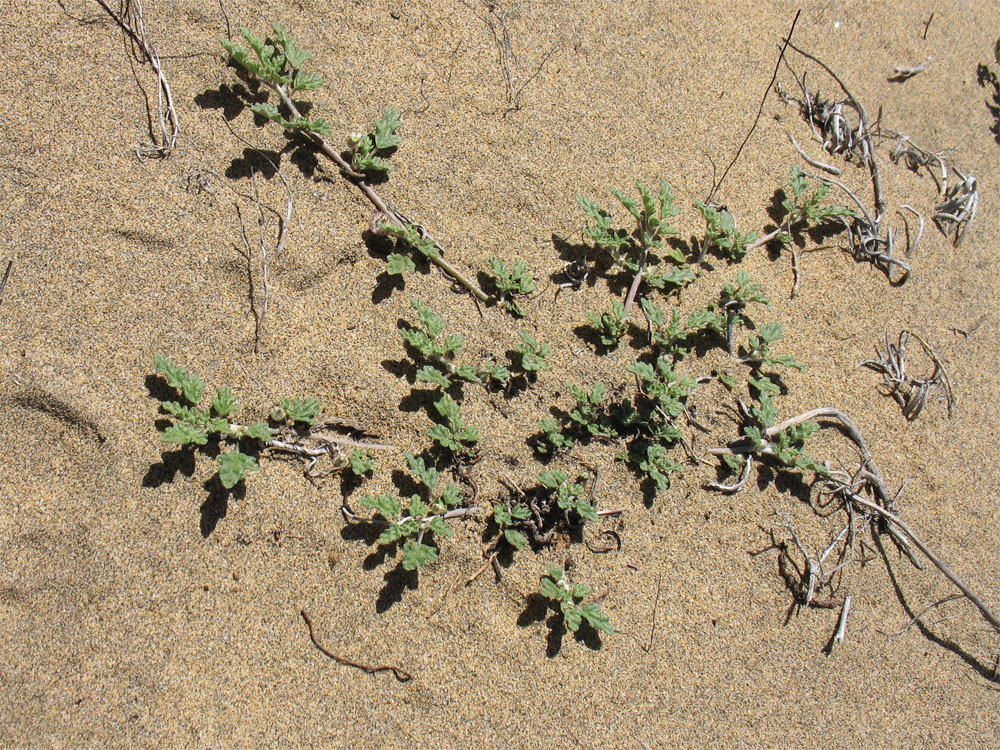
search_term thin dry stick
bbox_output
[95,0,179,158]
[843,494,1000,635]
[300,609,414,681]
[641,574,662,653]
[786,130,842,175]
[706,9,800,204]
[0,260,12,310]
[830,594,851,650]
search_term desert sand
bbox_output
[2,0,1000,747]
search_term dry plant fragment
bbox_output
[860,330,954,420]
[710,405,1000,645]
[95,0,179,158]
[933,168,979,247]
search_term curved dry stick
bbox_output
[301,609,414,681]
[844,495,1000,635]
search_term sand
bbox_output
[2,0,1000,746]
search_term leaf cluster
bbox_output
[489,256,535,317]
[427,393,479,455]
[154,356,274,489]
[220,26,331,135]
[741,321,805,373]
[347,107,403,174]
[538,567,613,635]
[776,167,855,248]
[381,222,441,276]
[695,201,758,262]
[360,452,465,569]
[577,180,695,295]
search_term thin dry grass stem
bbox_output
[860,330,954,420]
[476,0,557,115]
[879,594,964,638]
[934,167,979,247]
[95,0,179,158]
[0,260,12,311]
[228,144,293,353]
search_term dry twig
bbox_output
[860,330,954,420]
[301,609,413,681]
[95,0,179,158]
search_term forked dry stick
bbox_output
[95,0,179,158]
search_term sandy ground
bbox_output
[2,0,1000,746]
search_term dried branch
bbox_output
[95,0,179,158]
[860,330,954,420]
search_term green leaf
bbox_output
[245,421,273,442]
[217,451,258,489]
[611,187,641,220]
[293,70,323,91]
[416,365,451,388]
[439,482,462,508]
[161,423,208,446]
[428,516,452,536]
[409,496,429,519]
[504,529,528,550]
[562,602,583,632]
[361,493,403,519]
[155,355,204,405]
[539,575,565,602]
[280,397,320,426]
[405,452,439,490]
[374,107,403,150]
[386,253,416,275]
[580,602,613,634]
[348,449,376,476]
[379,519,419,545]
[401,540,438,569]
[212,385,238,418]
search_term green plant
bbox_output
[346,107,402,175]
[585,300,629,348]
[538,567,613,635]
[718,270,771,354]
[489,256,535,317]
[739,321,806,373]
[538,469,597,523]
[753,167,855,251]
[515,331,550,373]
[720,377,828,478]
[154,356,276,488]
[695,201,758,262]
[640,298,724,360]
[360,452,472,569]
[400,297,483,388]
[219,25,489,301]
[493,501,531,551]
[577,180,693,316]
[427,393,479,455]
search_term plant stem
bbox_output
[268,82,490,302]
